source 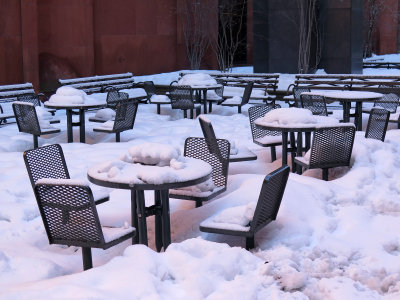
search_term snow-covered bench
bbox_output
[58,73,136,94]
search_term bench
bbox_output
[0,83,37,124]
[363,62,400,70]
[179,72,279,102]
[58,72,136,94]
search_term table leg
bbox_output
[305,132,311,152]
[355,102,363,131]
[79,109,86,143]
[154,190,163,252]
[282,132,288,166]
[161,189,171,249]
[342,101,350,123]
[66,109,73,143]
[202,90,207,114]
[296,132,303,174]
[136,190,148,246]
[130,190,139,244]
[290,132,296,172]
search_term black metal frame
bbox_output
[221,82,254,113]
[169,85,201,119]
[34,182,135,270]
[365,108,390,142]
[200,165,290,250]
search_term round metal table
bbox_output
[87,158,212,251]
[184,84,223,113]
[302,91,382,131]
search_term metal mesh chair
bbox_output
[17,93,58,121]
[221,82,254,113]
[93,99,138,142]
[106,90,129,109]
[362,93,399,114]
[294,124,356,181]
[365,108,390,142]
[199,116,256,162]
[169,137,230,207]
[248,104,282,162]
[300,94,328,116]
[200,165,290,250]
[144,81,171,114]
[23,144,109,205]
[12,102,60,148]
[292,87,311,108]
[169,85,201,119]
[34,181,135,270]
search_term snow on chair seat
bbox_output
[200,165,290,250]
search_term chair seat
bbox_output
[49,118,60,124]
[229,147,257,162]
[150,95,171,104]
[40,127,61,135]
[102,225,136,245]
[254,135,282,146]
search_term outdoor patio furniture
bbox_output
[199,115,257,162]
[292,86,311,107]
[34,181,136,270]
[248,104,283,162]
[17,93,59,122]
[93,99,138,142]
[169,85,201,119]
[362,92,399,114]
[294,124,356,181]
[220,82,254,113]
[169,137,230,208]
[23,144,109,205]
[88,88,129,123]
[365,108,390,142]
[12,102,60,149]
[200,165,290,250]
[300,94,329,116]
[144,81,171,114]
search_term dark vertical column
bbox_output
[253,0,300,73]
[21,0,39,90]
[319,0,363,74]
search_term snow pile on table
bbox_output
[48,86,87,104]
[178,73,217,86]
[124,142,181,166]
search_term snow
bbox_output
[94,108,116,121]
[2,59,400,299]
[178,73,217,86]
[48,86,88,104]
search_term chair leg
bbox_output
[245,236,254,250]
[196,106,201,118]
[82,247,93,270]
[270,146,276,162]
[322,168,329,181]
[116,132,120,142]
[183,110,188,119]
[157,104,161,114]
[238,106,242,114]
[33,135,38,149]
[195,200,202,208]
[190,109,194,119]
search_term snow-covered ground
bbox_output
[1,61,400,299]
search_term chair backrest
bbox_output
[199,116,222,160]
[240,82,254,106]
[112,100,139,132]
[23,144,70,190]
[373,93,399,113]
[169,85,195,110]
[143,81,157,101]
[377,84,400,99]
[308,125,356,169]
[106,89,129,109]
[250,165,290,233]
[34,182,106,247]
[365,108,390,142]
[293,87,311,107]
[12,102,41,135]
[17,93,41,106]
[300,94,328,116]
[248,104,281,141]
[184,137,230,188]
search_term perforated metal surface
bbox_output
[24,144,70,189]
[240,82,254,106]
[112,100,138,132]
[12,102,41,135]
[17,93,41,106]
[248,104,281,142]
[373,93,399,113]
[309,125,355,169]
[183,137,230,188]
[293,87,311,107]
[199,117,222,160]
[300,94,328,116]
[106,90,129,109]
[251,165,290,233]
[143,81,156,100]
[34,183,105,247]
[365,108,390,142]
[169,85,195,110]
